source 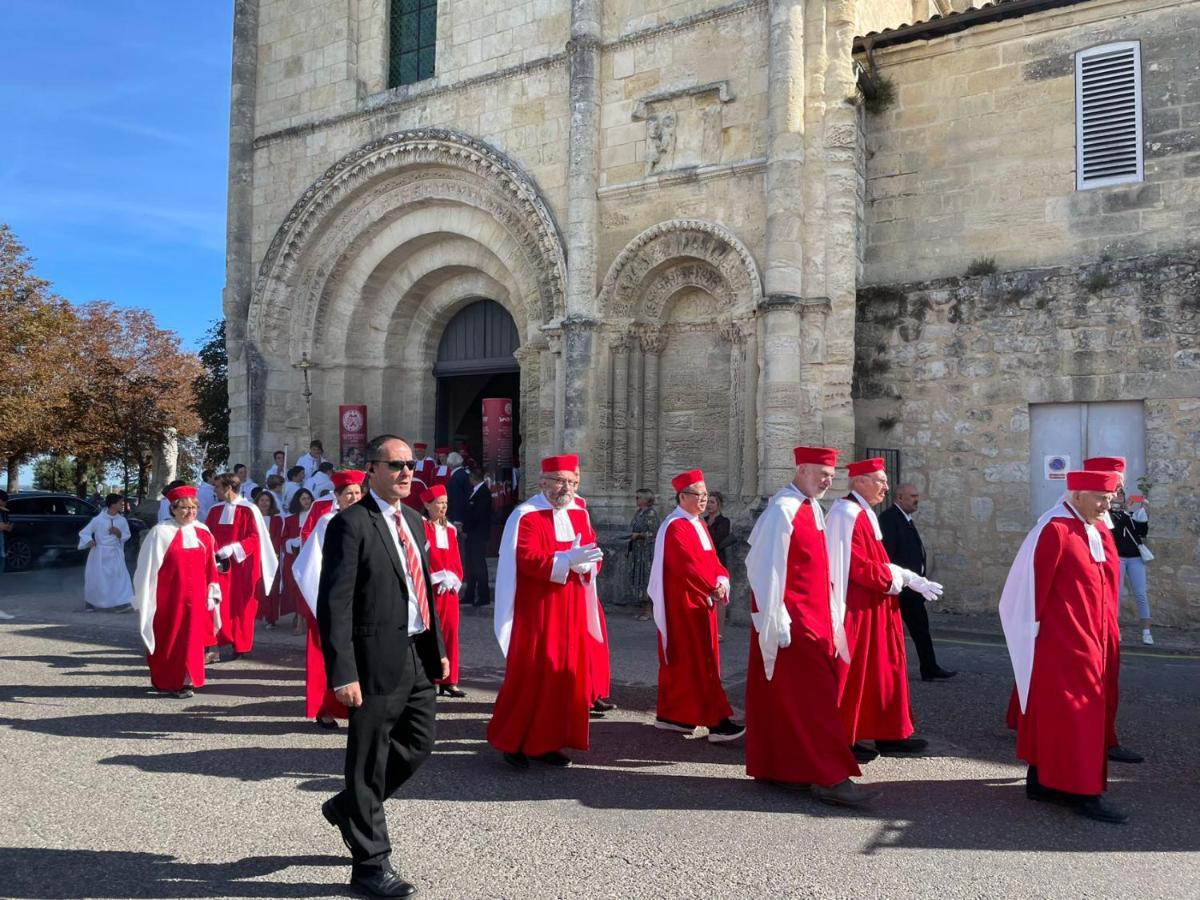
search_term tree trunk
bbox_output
[5,458,20,492]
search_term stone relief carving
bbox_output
[632,81,734,174]
[644,113,676,174]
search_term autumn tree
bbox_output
[0,225,85,489]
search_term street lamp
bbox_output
[294,352,314,441]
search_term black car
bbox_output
[3,492,145,572]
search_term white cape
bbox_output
[132,520,219,654]
[493,494,601,657]
[212,497,278,589]
[78,513,134,609]
[647,508,721,664]
[999,499,1106,713]
[825,493,899,665]
[294,511,335,617]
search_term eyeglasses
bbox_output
[681,491,709,499]
[545,477,579,489]
[372,460,417,471]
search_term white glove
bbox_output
[216,545,235,560]
[206,584,222,610]
[564,540,603,570]
[907,574,944,602]
[286,538,301,552]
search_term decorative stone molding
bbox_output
[631,80,735,121]
[250,129,568,343]
[598,219,763,321]
[638,330,668,355]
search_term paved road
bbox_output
[1,564,1198,899]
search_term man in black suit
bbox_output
[879,483,956,682]
[446,452,471,525]
[318,434,447,898]
[460,467,493,607]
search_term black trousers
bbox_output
[898,588,940,677]
[462,533,491,606]
[332,644,436,872]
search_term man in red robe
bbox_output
[1082,456,1144,766]
[413,442,434,484]
[745,447,876,806]
[430,447,451,489]
[826,457,942,762]
[1000,470,1126,823]
[205,473,278,661]
[574,475,615,717]
[421,485,467,698]
[133,485,221,698]
[648,468,743,742]
[487,454,604,769]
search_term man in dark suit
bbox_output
[460,467,493,607]
[318,434,447,898]
[446,452,471,525]
[879,483,956,682]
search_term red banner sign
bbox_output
[481,398,514,471]
[338,404,368,468]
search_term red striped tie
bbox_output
[395,512,431,630]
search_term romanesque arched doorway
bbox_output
[434,298,520,476]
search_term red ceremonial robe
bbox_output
[293,513,348,721]
[487,504,596,756]
[258,514,286,624]
[278,514,302,618]
[836,504,914,743]
[146,527,220,691]
[205,503,264,653]
[655,515,732,727]
[1015,516,1114,795]
[746,494,860,785]
[588,603,611,704]
[301,498,334,543]
[424,519,464,685]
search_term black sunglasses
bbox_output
[371,459,417,471]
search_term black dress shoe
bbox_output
[503,752,529,770]
[438,686,467,698]
[350,867,418,898]
[921,668,957,682]
[851,743,879,763]
[592,697,616,712]
[1077,796,1128,824]
[532,750,572,767]
[875,737,929,755]
[315,717,340,730]
[1107,745,1144,764]
[321,797,354,851]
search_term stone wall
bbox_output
[861,0,1200,285]
[854,251,1200,627]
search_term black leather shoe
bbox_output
[592,697,616,712]
[321,797,354,851]
[921,669,957,682]
[851,743,879,763]
[1107,745,1144,764]
[438,686,467,698]
[1077,796,1128,824]
[503,752,529,770]
[875,737,929,755]
[350,867,418,897]
[532,750,572,767]
[315,717,340,730]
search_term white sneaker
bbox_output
[1142,629,1154,646]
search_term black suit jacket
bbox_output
[879,504,925,577]
[462,483,492,539]
[317,495,446,694]
[447,468,472,522]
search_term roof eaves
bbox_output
[853,0,1095,52]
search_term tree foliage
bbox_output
[193,319,229,468]
[0,224,204,498]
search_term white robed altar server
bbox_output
[78,494,134,610]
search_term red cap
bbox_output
[793,446,839,467]
[435,446,450,455]
[1128,494,1145,503]
[671,469,705,492]
[542,454,580,473]
[847,457,885,477]
[330,470,366,491]
[1082,456,1126,473]
[420,485,447,504]
[413,442,428,451]
[165,485,198,503]
[1066,470,1120,492]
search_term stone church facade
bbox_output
[225,0,1200,625]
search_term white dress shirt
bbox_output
[370,489,427,636]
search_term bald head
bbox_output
[893,483,919,515]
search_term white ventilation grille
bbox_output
[1076,41,1144,190]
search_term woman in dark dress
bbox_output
[704,492,734,640]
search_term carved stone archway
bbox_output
[235,129,567,468]
[596,220,762,501]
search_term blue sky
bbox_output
[2,2,233,350]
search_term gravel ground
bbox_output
[1,564,1197,899]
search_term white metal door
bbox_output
[1029,401,1144,520]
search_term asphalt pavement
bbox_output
[1,563,1198,899]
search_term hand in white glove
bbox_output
[564,537,604,570]
[286,538,301,552]
[907,574,944,602]
[207,584,222,610]
[216,545,235,560]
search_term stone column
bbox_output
[562,1,602,455]
[639,331,667,490]
[627,337,645,491]
[760,0,808,490]
[609,334,631,488]
[723,321,752,499]
[223,0,260,466]
[513,343,543,491]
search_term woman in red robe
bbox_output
[420,485,466,698]
[132,485,221,699]
[283,489,314,634]
[253,490,286,625]
[294,472,364,728]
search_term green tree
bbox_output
[193,319,229,468]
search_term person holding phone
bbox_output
[1109,488,1154,645]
